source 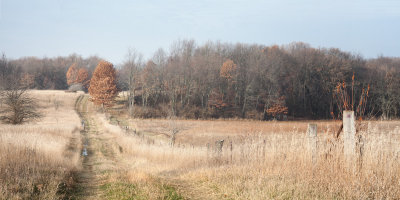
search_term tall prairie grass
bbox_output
[0,90,82,199]
[2,89,398,199]
[101,112,400,199]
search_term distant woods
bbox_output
[4,54,102,90]
[118,41,400,120]
[1,41,400,119]
[0,54,42,124]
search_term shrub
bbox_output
[0,88,41,124]
[68,83,83,92]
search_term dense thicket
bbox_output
[119,41,400,119]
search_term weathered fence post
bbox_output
[263,139,266,159]
[307,124,317,164]
[215,140,224,155]
[356,134,364,171]
[343,110,356,167]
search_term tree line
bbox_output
[118,41,400,120]
[1,41,400,120]
[4,54,102,90]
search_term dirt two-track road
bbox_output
[69,95,125,199]
[69,95,200,200]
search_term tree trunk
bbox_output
[242,96,247,118]
[263,104,267,120]
[128,89,135,116]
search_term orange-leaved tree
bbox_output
[66,63,78,86]
[88,60,118,108]
[220,59,237,80]
[219,59,238,100]
[76,68,89,87]
[266,96,288,120]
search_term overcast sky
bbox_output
[0,0,399,64]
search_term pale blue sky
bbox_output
[0,0,399,64]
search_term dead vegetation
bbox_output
[1,90,400,199]
[0,90,82,199]
[105,107,400,199]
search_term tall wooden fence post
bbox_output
[343,110,356,168]
[307,124,317,164]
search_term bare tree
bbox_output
[123,48,143,116]
[168,116,183,147]
[0,87,42,124]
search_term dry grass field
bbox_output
[125,118,400,146]
[0,90,83,199]
[105,105,400,199]
[1,90,400,199]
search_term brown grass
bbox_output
[126,117,399,146]
[2,90,400,199]
[0,90,82,199]
[105,110,400,199]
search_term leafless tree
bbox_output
[123,48,143,116]
[168,116,184,147]
[0,87,42,124]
